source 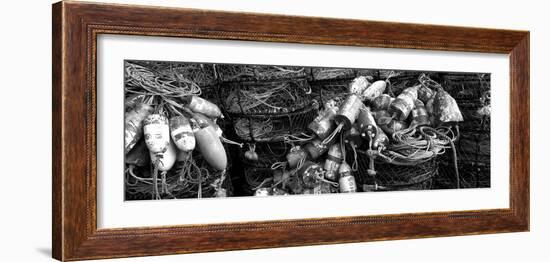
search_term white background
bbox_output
[0,0,546,261]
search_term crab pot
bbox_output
[217,64,309,82]
[310,78,352,108]
[221,78,311,115]
[231,103,318,142]
[354,150,439,191]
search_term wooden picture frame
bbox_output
[52,1,529,261]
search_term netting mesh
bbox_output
[220,78,311,115]
[311,68,355,81]
[216,64,309,82]
[353,152,439,191]
[243,166,276,194]
[310,78,351,108]
[125,151,232,200]
[230,104,318,142]
[435,73,491,188]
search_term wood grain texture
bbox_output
[52,1,530,261]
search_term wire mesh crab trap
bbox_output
[353,154,439,191]
[310,78,351,109]
[216,64,309,82]
[349,125,457,191]
[310,67,355,81]
[220,78,312,115]
[442,73,491,102]
[230,104,318,142]
[125,61,217,93]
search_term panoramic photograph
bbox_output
[123,60,491,200]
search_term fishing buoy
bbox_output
[349,76,371,96]
[308,102,339,139]
[418,84,435,103]
[124,103,153,154]
[272,188,289,196]
[373,110,391,125]
[254,187,272,197]
[372,127,389,150]
[338,162,357,193]
[298,161,324,189]
[150,140,177,172]
[125,139,150,167]
[286,146,309,169]
[184,96,223,119]
[410,100,430,127]
[344,124,363,149]
[361,80,387,102]
[323,144,343,182]
[244,143,259,162]
[195,125,227,171]
[143,114,171,154]
[433,89,464,124]
[370,94,394,111]
[388,85,419,121]
[334,94,363,130]
[169,115,196,152]
[357,106,378,138]
[304,138,329,160]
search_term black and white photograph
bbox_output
[124,60,491,200]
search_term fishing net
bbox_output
[349,126,456,191]
[221,78,311,115]
[124,61,210,97]
[125,150,232,200]
[217,64,309,82]
[437,128,490,189]
[310,78,351,109]
[231,103,318,142]
[442,73,491,102]
[242,166,277,194]
[354,68,378,78]
[353,155,438,191]
[433,72,491,188]
[311,68,355,81]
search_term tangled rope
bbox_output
[125,62,202,98]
